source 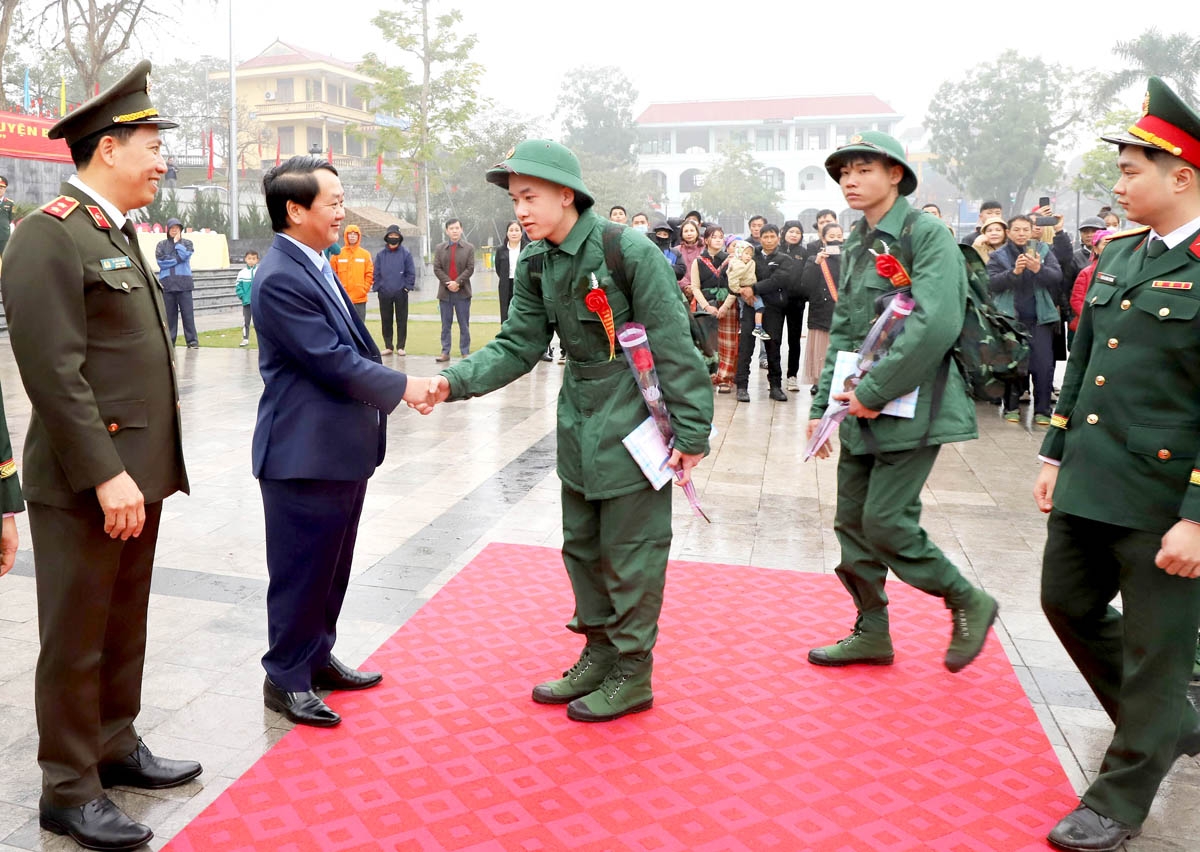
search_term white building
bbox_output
[636,95,902,227]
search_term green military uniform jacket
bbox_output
[0,393,23,514]
[0,196,14,253]
[442,210,713,501]
[813,197,977,455]
[0,183,188,508]
[1041,225,1200,533]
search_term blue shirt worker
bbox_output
[154,216,198,348]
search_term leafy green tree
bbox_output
[135,188,181,228]
[684,146,783,229]
[1094,28,1200,108]
[927,50,1085,214]
[575,150,662,223]
[188,189,228,234]
[1071,110,1137,209]
[238,199,273,239]
[360,0,488,261]
[556,66,638,165]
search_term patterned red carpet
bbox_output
[166,542,1076,851]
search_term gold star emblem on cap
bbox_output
[850,134,863,143]
[1142,90,1150,115]
[505,147,515,159]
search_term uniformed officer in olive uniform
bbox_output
[806,131,999,673]
[1034,77,1200,852]
[1,61,200,852]
[428,140,713,722]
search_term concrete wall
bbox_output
[0,157,75,207]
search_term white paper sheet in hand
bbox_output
[831,350,919,419]
[622,416,673,490]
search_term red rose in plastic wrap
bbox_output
[875,254,911,287]
[632,348,655,372]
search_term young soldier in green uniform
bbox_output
[806,131,998,672]
[426,140,713,722]
[1033,77,1200,852]
[1,62,200,851]
[0,393,23,575]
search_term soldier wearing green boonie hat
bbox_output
[806,129,999,675]
[432,139,713,722]
[1035,76,1200,852]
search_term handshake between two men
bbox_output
[402,375,451,415]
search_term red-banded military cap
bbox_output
[49,60,178,146]
[1102,76,1200,169]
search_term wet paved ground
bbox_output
[0,297,1196,851]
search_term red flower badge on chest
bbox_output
[585,273,617,360]
[874,253,911,287]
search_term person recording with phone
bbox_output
[986,214,1063,425]
[1033,196,1080,358]
[798,221,842,394]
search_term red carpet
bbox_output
[166,542,1076,851]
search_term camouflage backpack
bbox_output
[891,210,1031,403]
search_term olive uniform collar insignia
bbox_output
[85,205,112,230]
[41,195,79,220]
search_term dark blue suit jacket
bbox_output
[252,234,408,481]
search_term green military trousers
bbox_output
[560,482,673,657]
[833,445,975,633]
[1042,510,1200,825]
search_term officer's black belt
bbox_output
[567,359,628,380]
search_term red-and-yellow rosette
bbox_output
[585,286,616,360]
[875,254,911,287]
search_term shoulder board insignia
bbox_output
[1050,413,1069,430]
[1151,280,1193,289]
[1192,469,1200,487]
[1107,225,1151,240]
[41,195,79,220]
[0,458,14,479]
[1190,233,1200,259]
[85,205,112,230]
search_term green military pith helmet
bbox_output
[486,139,595,208]
[824,130,918,196]
[1101,76,1200,170]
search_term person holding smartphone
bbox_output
[986,214,1063,425]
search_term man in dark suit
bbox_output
[1034,76,1200,851]
[253,155,433,728]
[1,61,201,852]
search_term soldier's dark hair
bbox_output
[444,218,461,230]
[262,155,339,232]
[69,125,140,169]
[759,224,780,237]
[980,200,1003,214]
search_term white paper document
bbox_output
[831,350,919,419]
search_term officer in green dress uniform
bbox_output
[0,396,24,575]
[426,140,713,722]
[1034,77,1200,852]
[806,131,999,672]
[1,61,201,852]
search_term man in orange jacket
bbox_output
[332,224,374,321]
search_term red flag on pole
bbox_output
[327,146,333,164]
[274,136,281,167]
[94,82,100,96]
[206,129,214,180]
[375,153,383,191]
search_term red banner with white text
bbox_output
[0,111,71,163]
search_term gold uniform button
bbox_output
[1159,307,1170,317]
[1120,299,1131,310]
[1158,449,1172,460]
[1086,414,1099,425]
[1107,338,1119,349]
[1095,375,1106,386]
[107,423,119,433]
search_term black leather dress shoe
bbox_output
[768,386,788,402]
[1047,803,1139,851]
[40,794,153,851]
[99,738,201,789]
[263,677,341,727]
[312,655,383,691]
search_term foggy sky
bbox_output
[151,0,1200,148]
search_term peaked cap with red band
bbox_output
[1102,76,1200,169]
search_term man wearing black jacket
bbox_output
[734,223,792,402]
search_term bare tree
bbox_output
[54,0,149,96]
[0,0,23,109]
